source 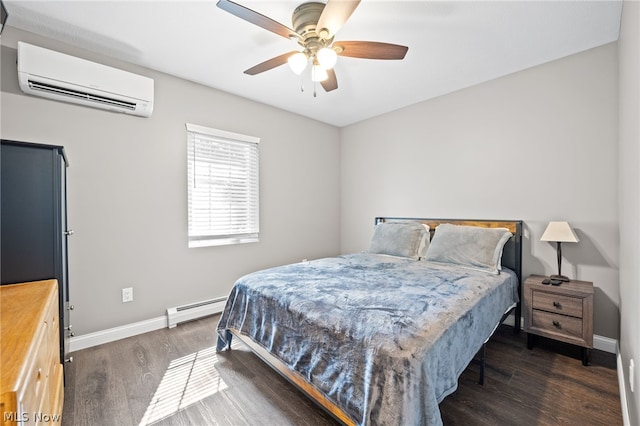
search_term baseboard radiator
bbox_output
[166,297,227,328]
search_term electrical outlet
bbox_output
[122,287,133,303]
[630,359,635,393]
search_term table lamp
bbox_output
[540,221,580,282]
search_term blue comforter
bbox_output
[216,253,518,425]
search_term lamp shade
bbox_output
[311,63,328,82]
[317,47,337,69]
[540,221,579,243]
[288,52,308,75]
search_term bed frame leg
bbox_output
[478,344,486,385]
[216,330,234,351]
[225,330,233,349]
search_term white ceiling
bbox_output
[3,1,623,127]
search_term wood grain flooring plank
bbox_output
[118,332,177,424]
[221,340,339,424]
[69,344,134,426]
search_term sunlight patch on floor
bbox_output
[139,346,227,425]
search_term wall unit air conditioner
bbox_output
[17,42,154,117]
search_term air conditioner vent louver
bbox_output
[17,42,154,117]
[28,80,137,111]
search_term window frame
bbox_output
[186,123,260,248]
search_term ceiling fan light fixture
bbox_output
[218,0,408,96]
[288,52,308,75]
[317,47,337,69]
[311,63,328,82]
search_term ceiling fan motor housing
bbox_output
[292,2,325,40]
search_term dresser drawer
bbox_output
[44,298,59,354]
[19,324,52,419]
[44,297,61,399]
[50,364,64,422]
[532,291,583,318]
[531,309,584,341]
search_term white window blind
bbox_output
[186,123,259,248]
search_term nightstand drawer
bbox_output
[532,291,583,318]
[531,310,584,340]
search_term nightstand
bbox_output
[523,274,594,365]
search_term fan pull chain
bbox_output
[313,81,317,98]
[300,75,304,92]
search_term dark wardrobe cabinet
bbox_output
[1,139,72,370]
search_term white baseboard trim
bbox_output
[594,334,618,354]
[69,301,226,352]
[69,316,167,352]
[618,349,631,426]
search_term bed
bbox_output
[216,218,523,425]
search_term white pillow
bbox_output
[424,224,512,274]
[368,222,429,260]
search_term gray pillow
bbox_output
[368,222,429,260]
[424,224,512,274]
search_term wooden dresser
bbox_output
[1,280,64,425]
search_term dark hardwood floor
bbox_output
[62,315,622,426]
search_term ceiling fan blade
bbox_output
[321,68,338,92]
[335,41,409,60]
[316,0,361,40]
[244,51,299,75]
[217,0,300,41]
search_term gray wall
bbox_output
[618,1,639,423]
[340,43,620,339]
[1,28,341,335]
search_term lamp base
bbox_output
[549,274,570,282]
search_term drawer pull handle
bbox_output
[552,320,560,327]
[553,302,561,308]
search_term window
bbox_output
[186,123,259,248]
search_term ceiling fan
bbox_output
[217,0,409,95]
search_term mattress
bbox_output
[216,253,519,425]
